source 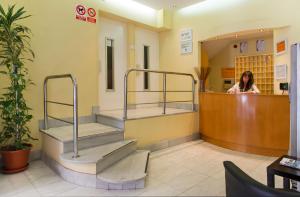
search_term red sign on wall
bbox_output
[75,5,97,24]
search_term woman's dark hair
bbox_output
[239,71,254,92]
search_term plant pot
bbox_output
[1,144,31,174]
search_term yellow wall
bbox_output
[160,0,300,96]
[125,113,198,148]
[0,0,104,150]
[0,0,172,151]
[274,27,291,95]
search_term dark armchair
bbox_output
[223,161,300,197]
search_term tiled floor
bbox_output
[100,106,192,120]
[0,140,282,197]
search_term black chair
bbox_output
[223,161,300,197]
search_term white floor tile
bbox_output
[0,141,284,197]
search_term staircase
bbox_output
[40,122,150,190]
[41,74,150,190]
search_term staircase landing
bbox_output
[41,123,121,142]
[99,107,193,120]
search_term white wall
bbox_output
[99,18,127,110]
[135,28,160,107]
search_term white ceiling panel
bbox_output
[133,0,206,10]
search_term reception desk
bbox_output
[199,93,290,156]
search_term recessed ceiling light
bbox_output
[169,4,177,9]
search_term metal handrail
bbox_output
[44,74,79,158]
[124,69,197,120]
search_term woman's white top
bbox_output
[227,82,260,94]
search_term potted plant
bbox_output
[0,4,35,173]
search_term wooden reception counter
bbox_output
[199,93,290,156]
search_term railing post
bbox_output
[192,79,196,112]
[163,73,167,114]
[43,80,48,130]
[73,79,79,158]
[124,73,128,120]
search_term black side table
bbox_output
[267,155,300,189]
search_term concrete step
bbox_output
[97,150,150,190]
[96,114,124,129]
[60,140,137,173]
[41,123,124,153]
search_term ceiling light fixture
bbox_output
[179,0,247,16]
[169,4,177,9]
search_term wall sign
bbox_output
[75,5,97,24]
[181,41,193,54]
[276,39,287,55]
[180,29,193,55]
[256,39,265,52]
[275,64,287,80]
[240,41,248,53]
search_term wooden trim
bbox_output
[201,135,288,157]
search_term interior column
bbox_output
[127,23,136,107]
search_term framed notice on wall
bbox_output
[240,41,248,53]
[275,64,287,80]
[181,41,193,54]
[276,40,287,55]
[180,29,193,55]
[180,29,193,42]
[256,39,265,52]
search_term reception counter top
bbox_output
[199,93,290,156]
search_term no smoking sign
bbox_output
[88,8,96,17]
[75,5,97,24]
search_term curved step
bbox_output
[97,150,150,190]
[60,140,137,173]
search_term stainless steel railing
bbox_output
[44,74,79,158]
[124,69,197,120]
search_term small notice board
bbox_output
[180,29,193,55]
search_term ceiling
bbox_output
[133,0,206,10]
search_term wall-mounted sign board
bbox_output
[276,40,287,55]
[180,29,193,55]
[75,5,97,24]
[181,41,193,54]
[181,29,193,42]
[275,64,287,80]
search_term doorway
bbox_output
[99,18,127,110]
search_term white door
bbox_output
[99,18,127,110]
[135,28,160,107]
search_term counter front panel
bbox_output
[199,93,290,156]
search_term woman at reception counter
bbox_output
[227,71,260,94]
[199,70,289,156]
